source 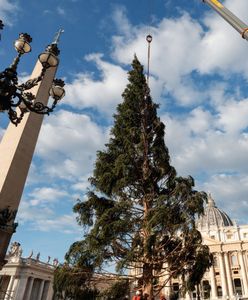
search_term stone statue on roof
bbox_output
[8,242,22,257]
[8,242,22,262]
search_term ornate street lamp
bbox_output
[0,22,65,126]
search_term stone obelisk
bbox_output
[0,40,60,268]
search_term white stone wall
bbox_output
[0,257,55,300]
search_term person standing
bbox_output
[132,291,141,300]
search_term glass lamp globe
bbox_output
[38,52,59,68]
[14,38,31,54]
[50,84,65,100]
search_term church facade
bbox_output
[165,195,248,300]
[0,242,56,300]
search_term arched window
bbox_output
[234,278,242,296]
[213,256,218,267]
[217,286,222,297]
[231,254,238,266]
[202,280,211,299]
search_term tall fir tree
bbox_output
[57,56,212,299]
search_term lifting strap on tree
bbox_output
[202,0,248,41]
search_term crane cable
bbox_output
[146,0,153,87]
[146,34,152,87]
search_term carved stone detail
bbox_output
[0,207,18,231]
[8,241,22,258]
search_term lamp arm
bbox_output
[9,95,22,108]
[22,100,53,114]
[8,106,26,126]
[17,67,47,91]
[9,53,23,72]
[18,77,42,91]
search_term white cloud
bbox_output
[111,9,206,106]
[33,214,79,233]
[162,93,248,177]
[25,163,46,186]
[202,173,248,224]
[57,6,66,16]
[0,0,18,25]
[207,82,229,107]
[108,2,248,107]
[62,1,248,113]
[17,200,79,233]
[217,99,248,134]
[36,109,109,180]
[62,9,208,110]
[187,107,212,135]
[112,5,132,37]
[17,200,54,224]
[71,174,91,192]
[28,187,69,206]
[65,54,128,115]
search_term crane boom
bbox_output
[203,0,248,41]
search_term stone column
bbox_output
[0,53,59,267]
[217,229,221,241]
[9,277,19,300]
[4,275,14,300]
[46,281,53,300]
[209,265,218,299]
[25,277,34,300]
[243,250,248,268]
[238,251,248,296]
[14,276,28,300]
[219,252,228,297]
[224,252,234,298]
[237,227,241,241]
[37,280,45,300]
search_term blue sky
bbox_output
[1,0,248,263]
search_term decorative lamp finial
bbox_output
[42,29,64,58]
[52,29,64,45]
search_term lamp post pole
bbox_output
[0,31,64,269]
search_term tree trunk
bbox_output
[141,91,154,300]
[143,263,154,299]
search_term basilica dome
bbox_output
[197,194,233,229]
